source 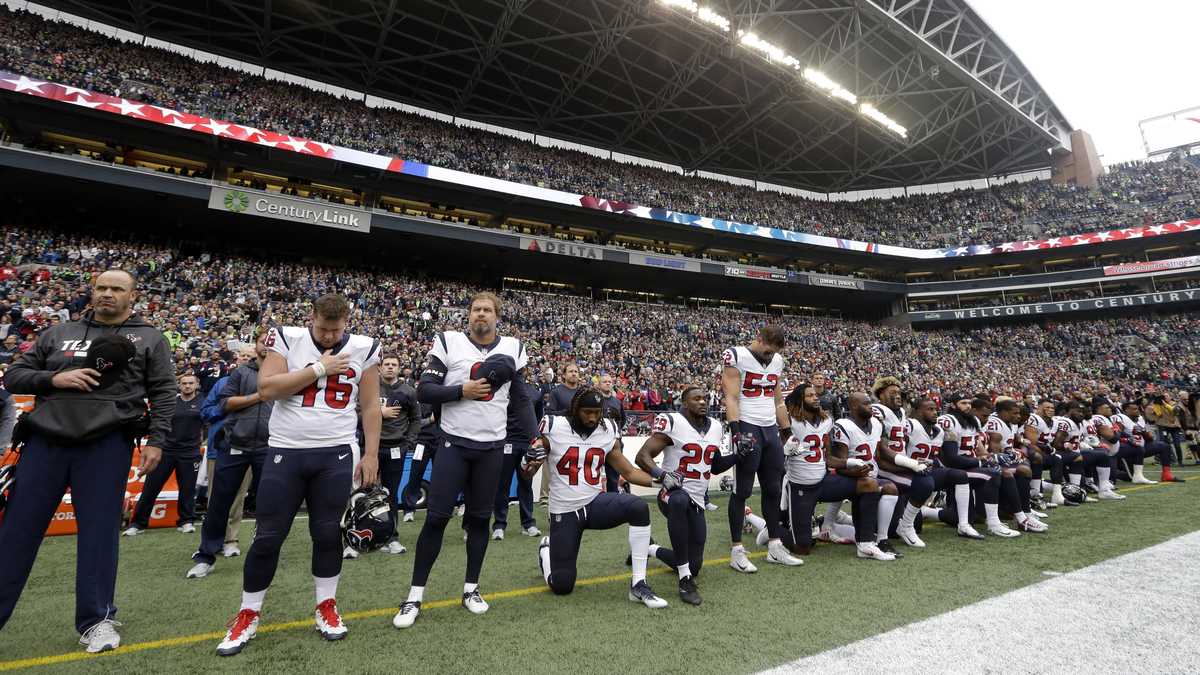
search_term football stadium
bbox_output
[0,0,1198,672]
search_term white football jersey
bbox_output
[265,326,380,449]
[429,331,528,444]
[870,403,907,456]
[1089,414,1116,450]
[831,417,882,477]
[786,415,834,484]
[654,412,725,508]
[1025,415,1054,447]
[1110,413,1145,447]
[722,346,784,427]
[937,413,982,456]
[1051,416,1084,450]
[542,415,620,515]
[983,414,1018,452]
[903,419,942,462]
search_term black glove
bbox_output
[734,433,755,458]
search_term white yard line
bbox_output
[762,529,1200,675]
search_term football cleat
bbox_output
[382,540,407,555]
[222,543,241,558]
[834,509,854,526]
[1018,516,1049,533]
[678,576,702,606]
[987,523,1021,538]
[1097,490,1126,501]
[957,524,985,540]
[392,601,421,629]
[522,526,542,537]
[186,562,213,579]
[1131,475,1157,485]
[1029,508,1048,519]
[703,502,718,512]
[79,619,121,654]
[492,529,505,541]
[177,523,196,534]
[315,599,347,640]
[1030,493,1048,511]
[121,526,143,537]
[403,512,415,523]
[628,580,668,609]
[342,546,359,560]
[766,540,803,566]
[755,527,770,548]
[217,609,259,656]
[1082,479,1099,495]
[462,589,489,615]
[453,504,466,518]
[729,548,758,574]
[896,524,926,548]
[876,540,904,558]
[855,542,896,561]
[817,529,854,545]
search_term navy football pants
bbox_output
[782,473,880,548]
[242,446,352,593]
[547,492,649,595]
[728,422,786,542]
[653,489,707,577]
[0,431,131,634]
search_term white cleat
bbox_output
[855,542,896,561]
[628,580,668,608]
[79,619,121,653]
[1098,490,1126,501]
[817,529,854,545]
[834,510,854,526]
[342,546,359,560]
[315,599,347,641]
[222,543,241,558]
[403,512,415,523]
[392,601,421,629]
[766,540,803,566]
[177,523,196,534]
[988,523,1021,538]
[1018,516,1049,533]
[1131,476,1157,485]
[729,548,758,574]
[957,524,985,540]
[492,529,505,541]
[522,526,541,537]
[217,609,258,656]
[186,562,213,579]
[1029,508,1049,519]
[121,526,143,537]
[703,502,718,512]
[462,589,489,615]
[755,527,770,548]
[382,540,407,554]
[453,505,466,518]
[896,524,926,548]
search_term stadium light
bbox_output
[802,68,857,105]
[860,102,908,138]
[655,1,908,139]
[658,0,729,31]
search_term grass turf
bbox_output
[2,470,1198,674]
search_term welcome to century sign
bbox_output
[209,187,372,233]
[910,289,1200,322]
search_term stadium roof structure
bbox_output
[43,0,1072,193]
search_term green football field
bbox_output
[2,469,1198,674]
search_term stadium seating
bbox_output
[3,222,1198,418]
[1,7,1198,250]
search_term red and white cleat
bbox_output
[216,609,259,656]
[315,599,348,640]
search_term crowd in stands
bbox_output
[3,223,1199,433]
[3,7,1200,250]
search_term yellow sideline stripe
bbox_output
[3,473,1197,671]
[0,551,767,671]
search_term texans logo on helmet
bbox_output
[348,528,374,547]
[95,357,113,371]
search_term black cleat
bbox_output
[678,576,702,606]
[876,540,903,558]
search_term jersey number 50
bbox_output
[299,367,356,410]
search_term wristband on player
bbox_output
[311,362,327,379]
[893,454,921,471]
[845,458,866,469]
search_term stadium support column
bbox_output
[1051,130,1103,188]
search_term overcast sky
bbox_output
[969,0,1200,165]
